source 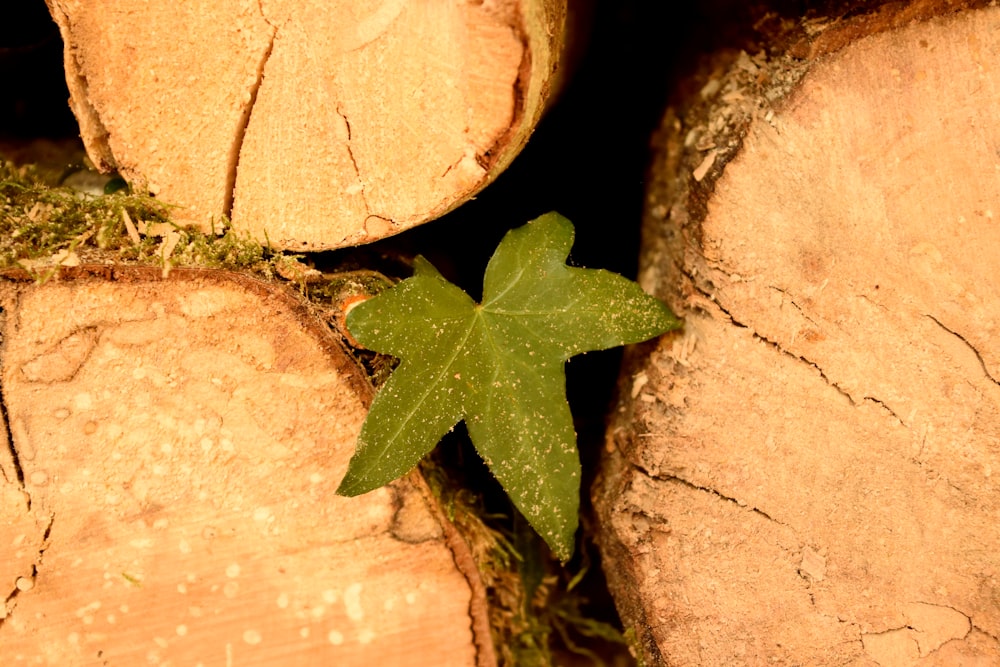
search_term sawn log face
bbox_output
[44,0,570,250]
[595,4,1000,665]
[0,268,483,666]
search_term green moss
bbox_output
[622,628,645,667]
[0,158,406,372]
[170,224,267,272]
[0,161,283,278]
[0,161,168,270]
[420,457,630,667]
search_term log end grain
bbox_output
[46,0,571,250]
[0,269,483,666]
[596,5,1000,665]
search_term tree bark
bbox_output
[0,267,492,666]
[594,2,1000,665]
[45,0,574,250]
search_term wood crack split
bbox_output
[625,451,791,531]
[932,602,973,631]
[224,8,277,219]
[0,431,23,489]
[664,473,788,528]
[694,284,905,429]
[862,396,906,427]
[752,330,856,405]
[336,105,372,217]
[693,283,858,406]
[0,326,25,488]
[767,284,821,328]
[0,513,54,629]
[860,601,976,658]
[973,622,999,644]
[925,314,1000,387]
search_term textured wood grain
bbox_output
[0,269,487,666]
[45,0,571,250]
[595,4,1000,665]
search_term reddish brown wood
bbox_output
[595,4,1000,664]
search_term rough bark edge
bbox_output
[409,471,499,667]
[45,0,581,244]
[482,0,583,176]
[645,0,993,298]
[0,264,498,667]
[592,410,665,666]
[43,0,116,172]
[597,1,994,664]
[790,0,996,58]
[424,0,585,229]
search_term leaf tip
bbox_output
[653,300,684,334]
[552,540,576,564]
[334,477,364,498]
[334,462,382,498]
[412,255,444,278]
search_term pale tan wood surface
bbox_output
[45,0,274,229]
[45,0,570,250]
[0,269,484,666]
[595,4,1000,665]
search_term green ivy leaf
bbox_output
[337,212,681,560]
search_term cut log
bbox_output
[0,267,491,666]
[594,2,1000,665]
[45,0,572,250]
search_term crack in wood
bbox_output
[20,326,99,385]
[624,449,790,532]
[766,284,822,329]
[862,395,906,427]
[0,513,54,630]
[934,602,974,633]
[925,314,1000,387]
[664,473,787,528]
[336,105,373,218]
[973,622,1000,644]
[861,601,974,658]
[0,308,24,489]
[0,305,58,630]
[0,409,22,488]
[692,282,857,406]
[225,3,278,219]
[689,283,908,430]
[687,281,915,430]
